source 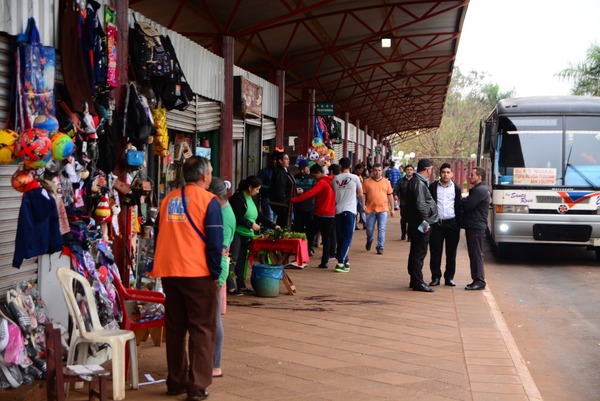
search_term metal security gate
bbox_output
[262,117,276,141]
[0,34,39,295]
[196,97,221,133]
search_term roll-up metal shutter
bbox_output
[0,166,38,294]
[233,118,244,140]
[166,98,197,133]
[196,98,221,133]
[245,117,261,127]
[348,141,356,153]
[333,143,343,164]
[0,35,38,294]
[262,118,276,141]
[0,34,11,128]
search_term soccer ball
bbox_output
[17,128,51,162]
[33,114,59,135]
[51,133,75,160]
[11,169,35,192]
[0,129,18,164]
[24,152,52,169]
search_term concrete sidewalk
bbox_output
[125,215,543,401]
[12,215,543,401]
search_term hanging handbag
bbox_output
[15,17,56,131]
[125,149,145,167]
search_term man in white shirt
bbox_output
[427,163,463,287]
[332,157,363,273]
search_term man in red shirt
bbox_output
[292,163,335,268]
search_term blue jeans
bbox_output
[335,212,356,264]
[366,211,388,248]
[213,286,223,369]
[356,197,366,225]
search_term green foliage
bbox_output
[396,67,514,161]
[262,228,307,241]
[557,43,600,96]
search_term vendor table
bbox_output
[248,238,310,295]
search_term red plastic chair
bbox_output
[112,275,165,335]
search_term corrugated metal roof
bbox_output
[129,0,469,142]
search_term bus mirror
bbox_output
[484,121,494,150]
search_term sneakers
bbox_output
[335,263,350,273]
[365,240,372,251]
[317,263,328,269]
[309,248,315,256]
[401,235,406,240]
[376,247,383,255]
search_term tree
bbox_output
[557,43,600,96]
[394,68,514,161]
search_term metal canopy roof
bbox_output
[129,0,469,142]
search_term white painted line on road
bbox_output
[484,288,544,401]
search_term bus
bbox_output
[479,96,600,259]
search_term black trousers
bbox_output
[465,228,486,285]
[162,276,217,396]
[228,234,252,290]
[407,223,431,287]
[307,216,334,264]
[271,205,290,229]
[429,219,460,281]
[292,210,313,236]
[399,205,408,237]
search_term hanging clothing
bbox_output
[13,188,63,268]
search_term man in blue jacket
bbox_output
[462,167,490,290]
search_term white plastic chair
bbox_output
[56,267,139,400]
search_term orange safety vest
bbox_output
[151,185,216,278]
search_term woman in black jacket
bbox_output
[270,152,296,229]
[228,176,278,293]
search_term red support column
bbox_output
[371,131,376,163]
[354,119,360,166]
[363,125,368,166]
[304,89,315,155]
[220,36,234,182]
[343,112,349,159]
[276,70,285,150]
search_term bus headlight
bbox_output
[499,224,509,232]
[496,205,529,213]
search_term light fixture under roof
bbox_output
[381,34,392,48]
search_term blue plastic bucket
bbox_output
[250,264,283,297]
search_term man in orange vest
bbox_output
[152,156,223,401]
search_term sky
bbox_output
[455,0,600,97]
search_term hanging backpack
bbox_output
[159,35,194,111]
[136,20,171,77]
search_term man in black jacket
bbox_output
[428,163,463,287]
[462,167,490,290]
[393,164,414,240]
[405,159,438,292]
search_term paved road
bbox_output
[484,242,600,401]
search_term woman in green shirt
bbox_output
[228,175,278,294]
[208,177,235,378]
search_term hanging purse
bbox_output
[125,149,145,167]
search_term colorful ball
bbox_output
[17,128,51,162]
[33,114,59,135]
[24,152,52,169]
[51,133,75,160]
[11,169,35,192]
[0,129,18,164]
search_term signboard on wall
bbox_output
[234,76,263,118]
[315,102,334,115]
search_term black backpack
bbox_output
[158,35,194,111]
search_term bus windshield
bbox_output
[495,116,600,187]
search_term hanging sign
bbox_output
[315,102,334,116]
